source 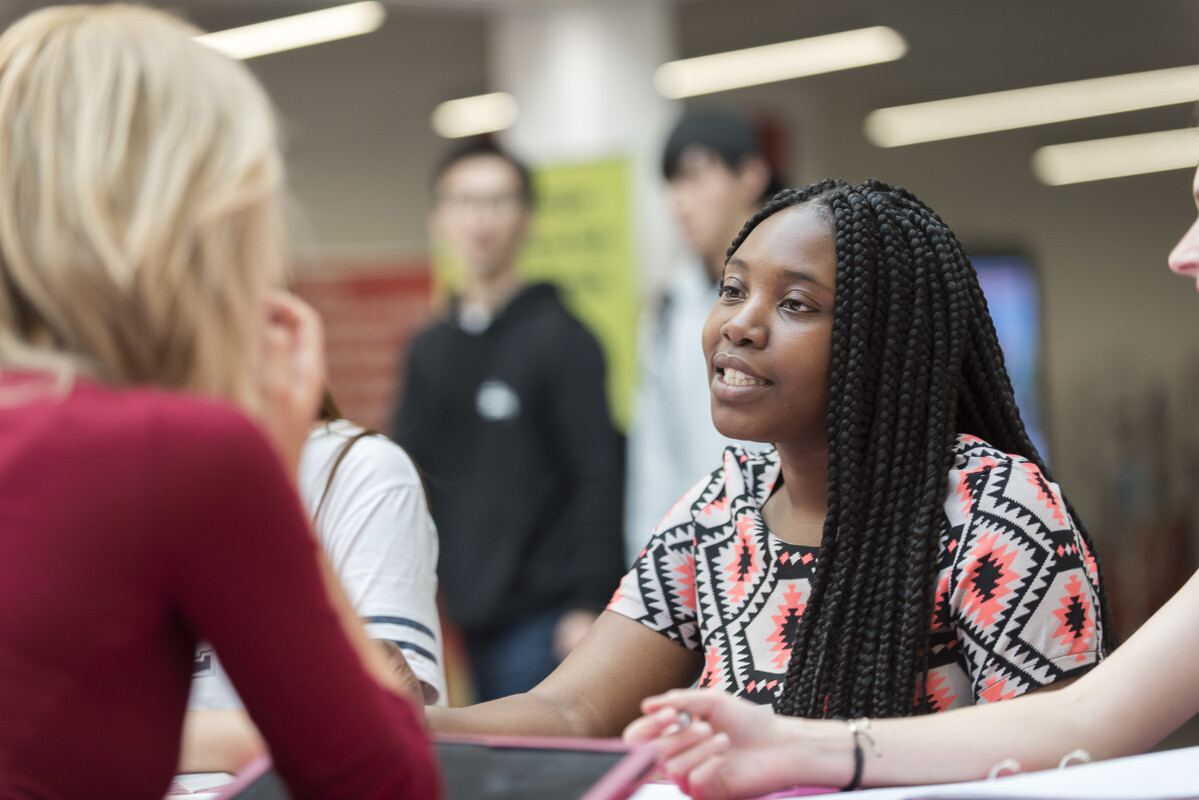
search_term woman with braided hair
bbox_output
[622,169,1199,798]
[428,178,1108,743]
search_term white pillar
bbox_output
[490,0,680,289]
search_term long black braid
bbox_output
[722,179,1116,720]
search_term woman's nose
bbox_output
[722,301,768,347]
[1168,218,1199,277]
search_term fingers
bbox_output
[684,752,735,800]
[663,728,730,783]
[263,290,325,388]
[625,711,726,773]
[627,690,799,800]
[626,689,736,745]
[379,640,424,701]
[255,291,326,473]
[640,688,730,724]
[623,706,680,744]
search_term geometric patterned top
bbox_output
[607,434,1104,712]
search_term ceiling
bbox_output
[4,1,1197,114]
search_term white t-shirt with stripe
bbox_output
[188,420,447,708]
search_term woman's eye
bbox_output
[718,284,742,299]
[781,298,813,312]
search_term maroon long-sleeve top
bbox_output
[0,373,440,800]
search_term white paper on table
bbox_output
[165,772,235,797]
[630,784,694,800]
[848,746,1199,800]
[630,746,1199,800]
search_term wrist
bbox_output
[785,718,858,789]
[841,720,864,791]
[840,718,882,791]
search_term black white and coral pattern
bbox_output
[608,435,1103,711]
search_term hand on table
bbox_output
[379,640,427,707]
[623,689,838,800]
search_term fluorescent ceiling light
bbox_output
[432,93,519,139]
[866,65,1199,148]
[195,1,385,60]
[1032,127,1199,186]
[654,26,907,100]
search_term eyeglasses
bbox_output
[436,191,525,213]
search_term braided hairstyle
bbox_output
[724,178,1115,720]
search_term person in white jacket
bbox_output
[625,108,784,564]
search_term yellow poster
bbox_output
[519,159,637,430]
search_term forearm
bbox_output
[853,688,1087,787]
[430,612,703,739]
[801,676,1158,788]
[179,710,266,774]
[427,687,597,738]
[859,569,1199,785]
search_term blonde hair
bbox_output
[0,4,286,410]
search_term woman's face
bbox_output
[702,204,837,451]
[1167,164,1199,292]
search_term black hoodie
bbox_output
[392,283,625,635]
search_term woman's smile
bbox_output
[712,353,772,396]
[719,367,769,386]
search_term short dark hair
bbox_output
[431,137,535,209]
[662,108,784,201]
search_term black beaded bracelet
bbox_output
[841,718,880,792]
[841,732,864,792]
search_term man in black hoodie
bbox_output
[392,140,624,703]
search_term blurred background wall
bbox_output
[5,0,1198,643]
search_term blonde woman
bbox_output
[0,5,437,799]
[623,164,1199,798]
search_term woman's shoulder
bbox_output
[46,383,288,524]
[946,433,1070,529]
[947,433,1057,491]
[300,421,423,490]
[0,379,281,542]
[948,433,1036,472]
[59,380,265,454]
